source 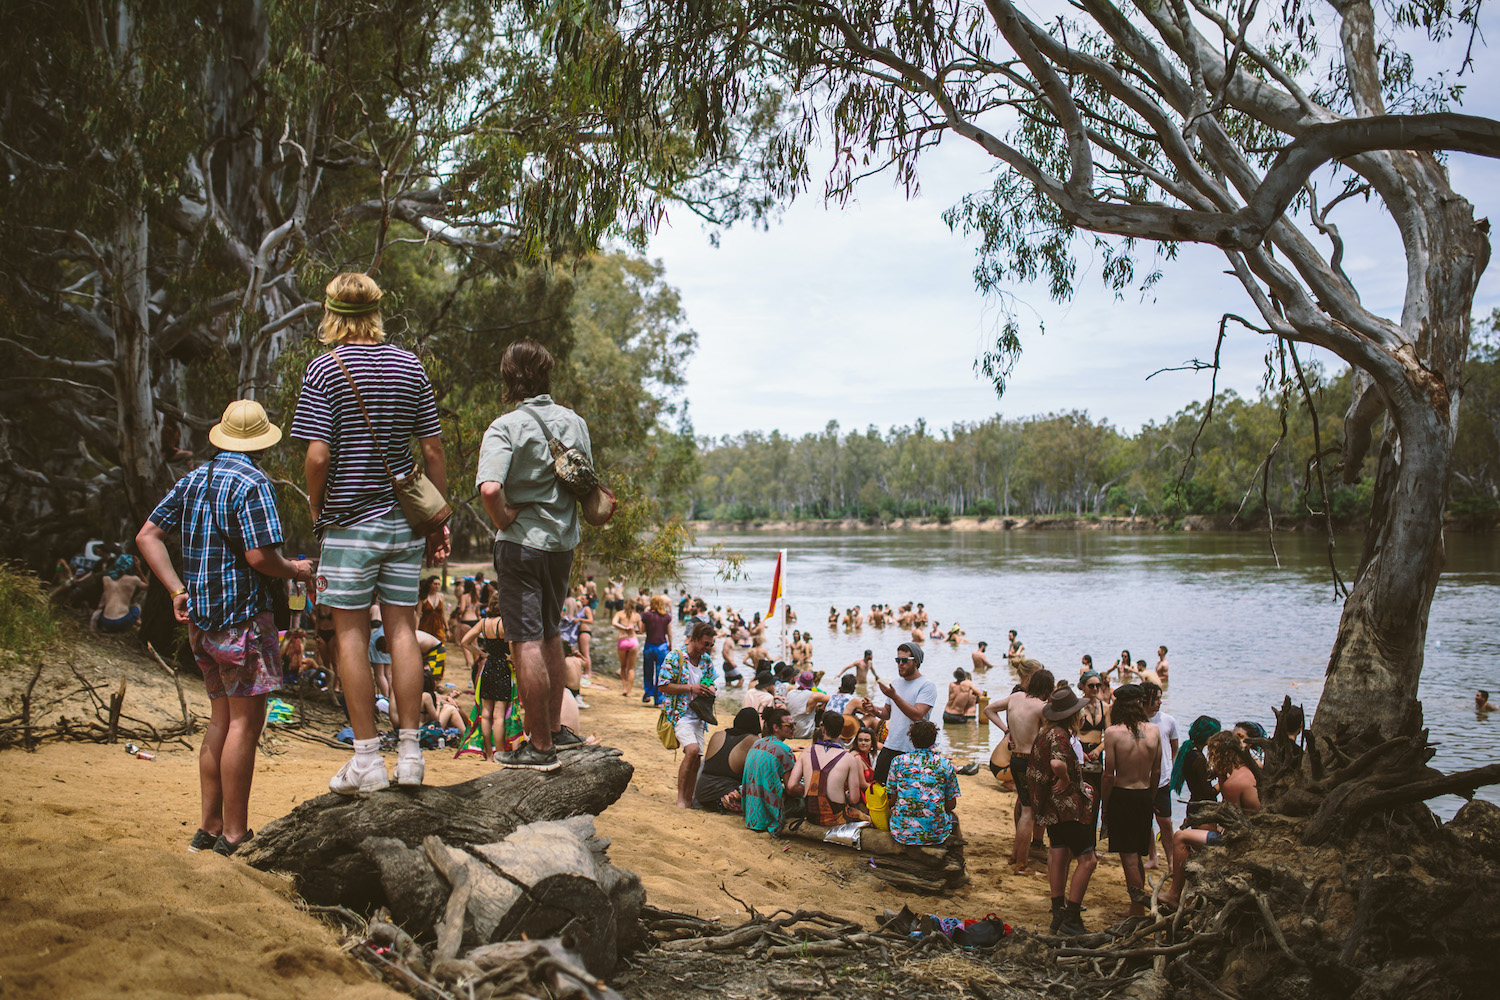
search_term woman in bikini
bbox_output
[573,595,595,687]
[612,599,643,697]
[849,728,877,786]
[1077,670,1110,835]
[455,578,482,673]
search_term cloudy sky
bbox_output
[645,19,1500,442]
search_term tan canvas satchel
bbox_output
[330,350,452,537]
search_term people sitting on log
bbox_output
[886,719,960,847]
[786,670,830,739]
[786,711,870,826]
[694,708,762,812]
[743,707,798,834]
[1160,730,1261,911]
[741,668,782,723]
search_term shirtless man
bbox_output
[914,603,929,627]
[1478,690,1495,714]
[910,624,927,644]
[92,560,148,633]
[1155,645,1170,686]
[849,605,864,628]
[944,668,982,722]
[837,649,877,685]
[897,604,916,630]
[984,668,1054,871]
[1136,659,1162,687]
[1099,690,1162,916]
[1007,630,1025,660]
[1160,731,1260,909]
[720,634,745,688]
[786,712,869,825]
[972,641,997,673]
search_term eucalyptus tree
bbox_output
[0,0,726,552]
[628,0,1496,736]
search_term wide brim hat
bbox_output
[1043,686,1085,721]
[209,399,282,452]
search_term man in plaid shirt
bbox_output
[137,400,314,857]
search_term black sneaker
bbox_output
[496,740,560,772]
[213,830,253,857]
[188,829,218,853]
[552,727,585,751]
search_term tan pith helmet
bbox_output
[208,399,282,452]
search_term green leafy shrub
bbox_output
[0,564,58,660]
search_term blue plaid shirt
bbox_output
[148,452,284,632]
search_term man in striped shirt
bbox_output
[292,272,449,795]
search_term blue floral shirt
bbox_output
[660,648,717,725]
[887,748,960,846]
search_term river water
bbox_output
[681,529,1500,820]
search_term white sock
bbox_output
[353,737,380,766]
[398,728,421,756]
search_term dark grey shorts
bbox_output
[493,540,572,643]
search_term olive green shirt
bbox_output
[475,395,593,552]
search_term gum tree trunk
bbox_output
[1314,190,1490,740]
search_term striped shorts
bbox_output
[316,510,424,609]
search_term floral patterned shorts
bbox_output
[190,611,282,700]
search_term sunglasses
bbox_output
[895,656,912,663]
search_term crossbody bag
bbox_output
[518,404,616,526]
[330,349,452,537]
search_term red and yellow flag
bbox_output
[766,550,784,619]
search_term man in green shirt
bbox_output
[476,340,594,772]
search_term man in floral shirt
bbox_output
[1028,686,1099,936]
[886,719,960,845]
[659,620,718,808]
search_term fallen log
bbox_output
[243,744,633,911]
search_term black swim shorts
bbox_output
[1045,820,1096,855]
[1153,784,1173,819]
[1010,754,1033,807]
[1107,786,1155,855]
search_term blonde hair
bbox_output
[317,273,385,345]
[649,594,669,615]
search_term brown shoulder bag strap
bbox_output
[328,349,401,484]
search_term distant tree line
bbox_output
[693,327,1500,524]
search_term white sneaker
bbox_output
[575,696,590,709]
[329,755,389,795]
[395,751,425,787]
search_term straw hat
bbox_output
[208,399,282,452]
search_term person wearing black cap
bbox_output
[861,641,937,785]
[742,668,782,723]
[1028,685,1098,936]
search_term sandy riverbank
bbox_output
[0,627,1134,999]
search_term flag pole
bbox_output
[779,548,789,662]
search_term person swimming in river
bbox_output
[943,668,982,723]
